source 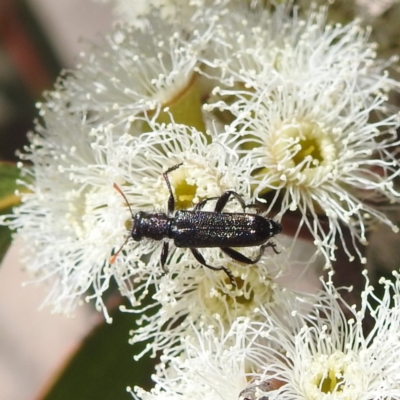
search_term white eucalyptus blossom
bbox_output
[49,7,219,129]
[127,259,298,358]
[2,115,248,320]
[202,4,400,266]
[132,271,400,400]
[4,109,123,321]
[204,3,378,88]
[129,318,280,400]
[239,270,400,400]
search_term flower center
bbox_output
[306,350,363,400]
[271,120,338,186]
[170,168,197,210]
[198,266,274,326]
[234,276,255,305]
[292,135,324,168]
[316,368,345,394]
[154,162,229,211]
[64,188,99,239]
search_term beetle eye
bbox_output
[267,219,282,235]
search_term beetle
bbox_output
[110,163,282,286]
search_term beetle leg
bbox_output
[221,245,267,264]
[193,196,219,211]
[245,203,260,212]
[221,241,280,264]
[266,240,280,255]
[163,163,183,214]
[190,248,236,287]
[160,241,170,273]
[215,190,259,213]
[215,191,245,212]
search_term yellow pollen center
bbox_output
[317,369,344,394]
[173,179,197,210]
[167,167,198,210]
[198,266,275,328]
[282,121,334,167]
[306,350,363,400]
[292,136,324,169]
[222,276,255,305]
[270,120,338,186]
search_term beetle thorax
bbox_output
[131,211,171,241]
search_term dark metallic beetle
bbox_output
[111,163,282,286]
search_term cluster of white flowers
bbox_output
[3,0,400,398]
[131,271,400,399]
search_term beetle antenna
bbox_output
[113,183,135,219]
[110,235,131,264]
[110,183,135,264]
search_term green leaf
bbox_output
[0,162,22,211]
[40,301,156,400]
[0,162,23,263]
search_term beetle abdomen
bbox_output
[171,211,274,248]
